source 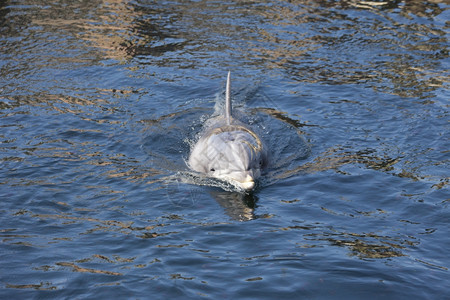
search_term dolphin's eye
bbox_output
[210,168,215,172]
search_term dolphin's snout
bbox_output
[240,175,255,191]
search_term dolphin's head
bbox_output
[189,125,267,192]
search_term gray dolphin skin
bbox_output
[188,72,268,191]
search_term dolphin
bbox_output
[188,72,268,192]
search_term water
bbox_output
[0,0,448,298]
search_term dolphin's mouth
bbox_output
[235,175,255,192]
[239,180,255,191]
[216,174,256,192]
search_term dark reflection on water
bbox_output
[1,0,449,298]
[210,190,258,222]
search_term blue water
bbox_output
[1,0,449,298]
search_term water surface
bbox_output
[0,0,448,298]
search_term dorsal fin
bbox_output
[225,71,232,125]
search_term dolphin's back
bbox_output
[225,71,232,125]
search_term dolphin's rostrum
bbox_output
[188,72,268,191]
